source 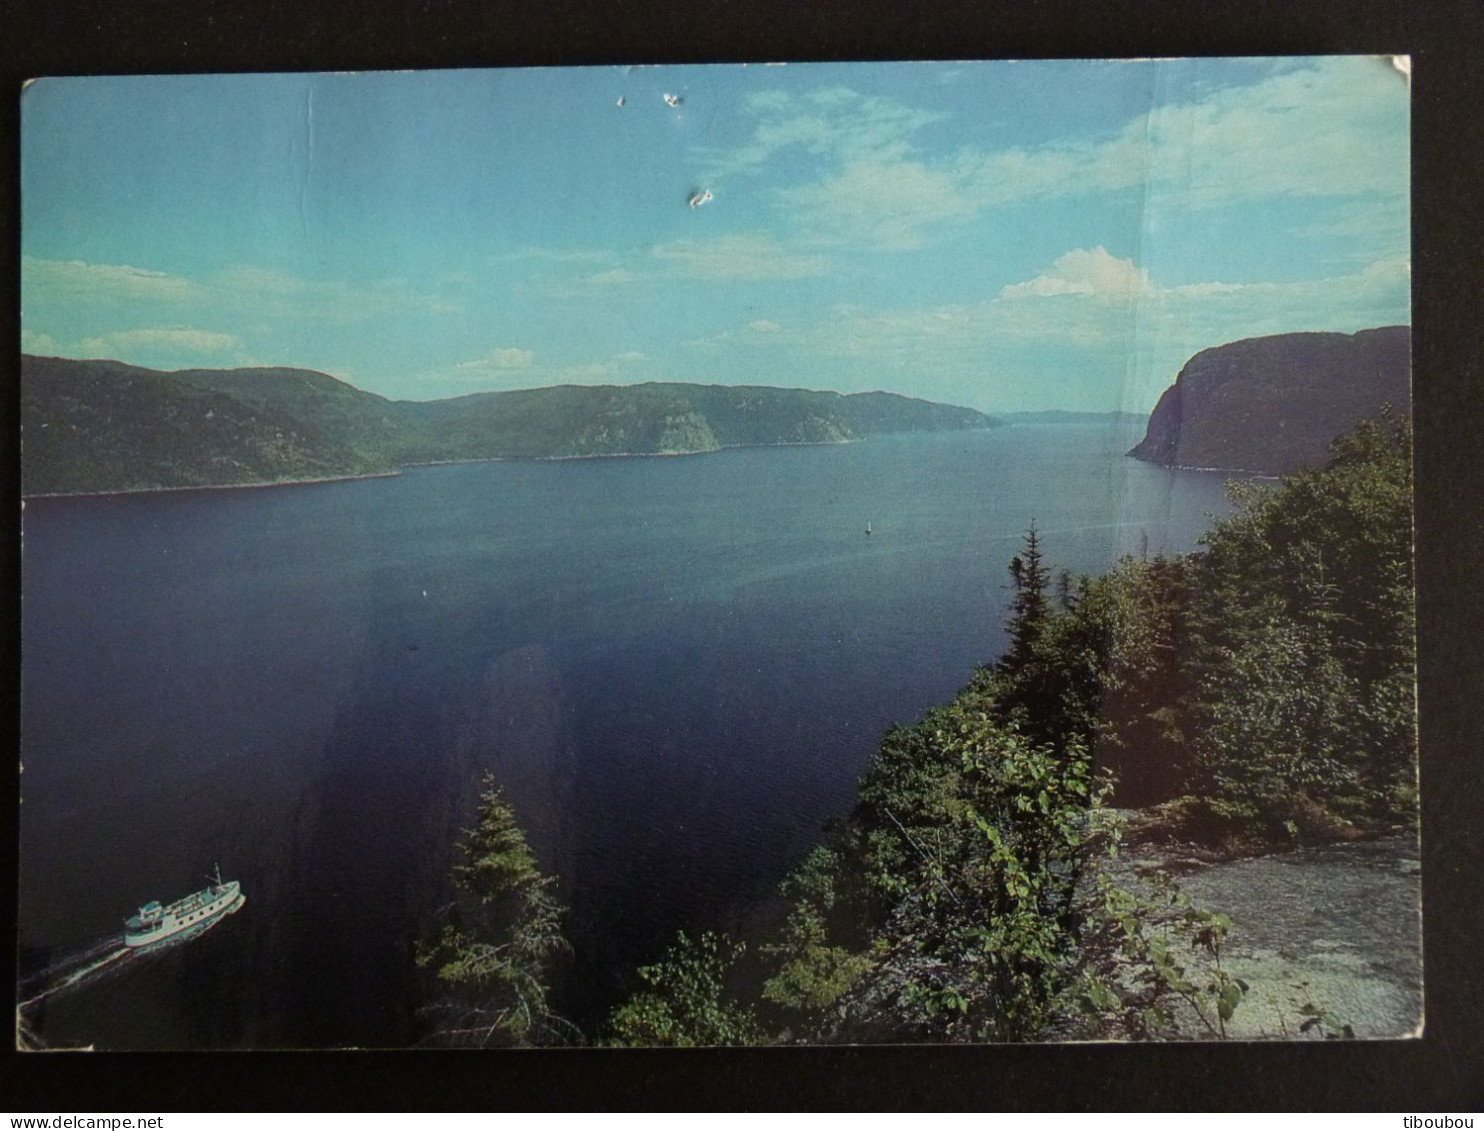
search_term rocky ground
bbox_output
[1111,830,1423,1041]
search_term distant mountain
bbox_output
[397,382,997,462]
[20,355,396,495]
[20,356,999,495]
[998,410,1149,425]
[167,365,425,466]
[1128,327,1410,474]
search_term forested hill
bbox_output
[19,355,998,495]
[396,382,995,462]
[1128,326,1410,474]
[20,355,400,496]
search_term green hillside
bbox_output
[20,356,998,495]
[169,366,427,466]
[397,382,994,462]
[20,355,392,495]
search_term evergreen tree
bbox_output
[1181,411,1415,826]
[417,773,573,1046]
[1002,523,1051,675]
[1056,568,1078,612]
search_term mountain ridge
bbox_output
[997,410,1149,425]
[20,355,999,495]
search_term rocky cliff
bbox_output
[1129,327,1411,474]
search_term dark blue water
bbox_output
[18,425,1247,1048]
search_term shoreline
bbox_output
[22,469,404,502]
[20,426,1003,499]
[400,437,861,469]
[25,433,964,498]
[23,438,1270,501]
[1126,453,1284,479]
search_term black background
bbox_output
[1,0,1481,1112]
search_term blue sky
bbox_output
[21,58,1410,412]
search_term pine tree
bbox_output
[1001,524,1051,675]
[1056,568,1078,612]
[417,773,573,1046]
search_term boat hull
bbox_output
[124,880,244,948]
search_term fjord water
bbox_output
[19,424,1246,1048]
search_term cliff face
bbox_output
[1129,327,1411,474]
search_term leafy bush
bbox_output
[606,931,764,1047]
[761,846,873,1014]
[759,691,1112,1042]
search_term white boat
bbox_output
[124,865,245,948]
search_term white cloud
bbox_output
[696,86,967,249]
[1040,58,1406,211]
[699,59,1407,253]
[649,235,829,281]
[748,320,781,333]
[20,329,59,354]
[212,266,459,323]
[998,246,1150,302]
[693,249,1408,408]
[539,233,830,296]
[422,347,653,395]
[1289,197,1410,257]
[23,256,458,326]
[75,327,241,356]
[701,87,946,185]
[583,268,640,288]
[455,347,535,371]
[212,265,302,297]
[22,257,207,304]
[686,329,735,349]
[1110,60,1406,206]
[499,247,615,264]
[994,247,1408,344]
[1155,255,1411,325]
[555,363,611,384]
[953,135,1148,210]
[777,157,983,251]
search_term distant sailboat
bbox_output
[865,522,872,536]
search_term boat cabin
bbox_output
[127,901,164,931]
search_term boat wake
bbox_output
[18,937,130,1011]
[18,892,246,1013]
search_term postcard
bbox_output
[16,58,1416,1049]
